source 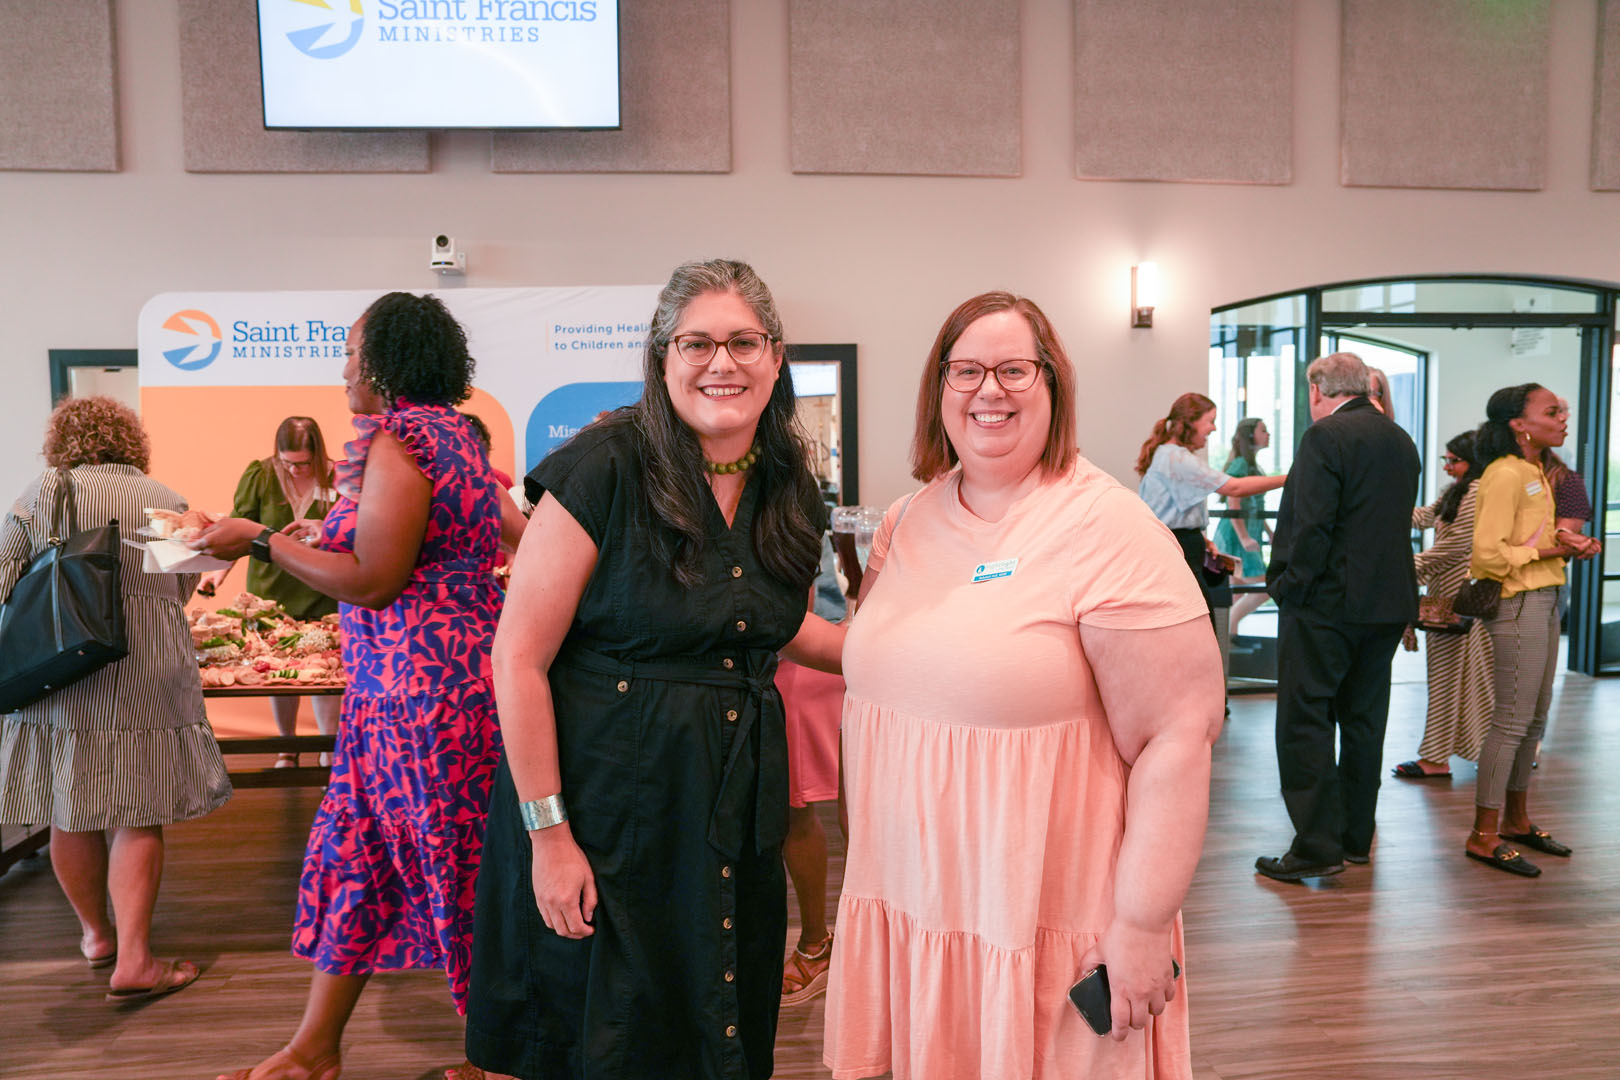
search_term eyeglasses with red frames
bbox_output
[668,331,777,366]
[941,358,1044,394]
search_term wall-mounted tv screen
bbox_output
[257,1,620,130]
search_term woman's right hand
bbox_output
[1240,536,1260,553]
[196,569,229,597]
[530,824,597,939]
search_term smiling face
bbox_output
[661,289,781,458]
[1513,387,1567,452]
[1187,408,1217,451]
[940,309,1052,480]
[341,317,387,415]
[1442,450,1469,480]
[1252,420,1270,450]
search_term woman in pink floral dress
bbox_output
[199,292,524,1080]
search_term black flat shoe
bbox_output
[1500,827,1571,857]
[1466,843,1541,877]
[1343,851,1370,865]
[1391,760,1450,780]
[1255,852,1345,882]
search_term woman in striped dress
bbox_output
[1394,431,1493,780]
[0,396,231,1001]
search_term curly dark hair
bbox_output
[356,292,475,406]
[44,396,150,471]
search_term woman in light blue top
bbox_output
[1135,393,1287,620]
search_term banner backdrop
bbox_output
[138,285,660,526]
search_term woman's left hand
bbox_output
[1078,921,1178,1040]
[281,519,323,547]
[192,518,264,560]
[1573,535,1603,559]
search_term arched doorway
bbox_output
[1210,275,1617,684]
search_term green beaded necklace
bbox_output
[705,443,760,475]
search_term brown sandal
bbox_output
[217,1045,340,1080]
[105,958,199,1003]
[781,931,833,1006]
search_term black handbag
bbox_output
[0,469,128,713]
[1451,578,1502,620]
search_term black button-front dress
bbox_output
[466,420,824,1080]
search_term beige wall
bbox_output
[3,0,1618,507]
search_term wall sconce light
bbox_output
[1131,262,1159,328]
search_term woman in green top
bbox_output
[198,417,341,767]
[1213,417,1273,634]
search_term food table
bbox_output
[205,684,343,789]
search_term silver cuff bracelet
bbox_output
[519,793,568,831]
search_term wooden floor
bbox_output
[4,670,1618,1079]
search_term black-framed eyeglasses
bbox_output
[1442,454,1464,466]
[669,331,777,366]
[941,358,1044,393]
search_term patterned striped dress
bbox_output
[1413,486,1494,763]
[0,465,231,830]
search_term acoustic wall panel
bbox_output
[1074,0,1291,184]
[0,0,118,172]
[179,0,428,174]
[1593,0,1620,190]
[789,0,1020,177]
[1341,0,1549,190]
[492,0,729,174]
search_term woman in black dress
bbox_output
[466,259,844,1079]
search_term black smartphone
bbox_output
[1067,958,1181,1037]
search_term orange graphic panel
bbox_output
[140,385,516,613]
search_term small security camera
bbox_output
[430,234,466,276]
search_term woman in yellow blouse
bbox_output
[1465,384,1600,876]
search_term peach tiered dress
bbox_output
[824,458,1206,1080]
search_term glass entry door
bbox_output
[1211,276,1617,681]
[1208,295,1308,690]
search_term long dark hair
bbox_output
[1540,447,1573,497]
[1229,417,1263,474]
[1475,382,1543,465]
[1436,430,1485,524]
[1135,392,1215,476]
[594,259,822,589]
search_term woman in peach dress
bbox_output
[823,293,1224,1080]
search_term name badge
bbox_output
[1526,481,1543,496]
[971,558,1018,583]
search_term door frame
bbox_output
[1214,275,1617,677]
[48,348,137,406]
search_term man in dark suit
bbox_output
[1256,352,1421,882]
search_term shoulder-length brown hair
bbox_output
[44,396,150,472]
[910,292,1078,483]
[1135,392,1216,476]
[265,416,335,492]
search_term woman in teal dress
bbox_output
[198,417,341,766]
[1213,418,1273,634]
